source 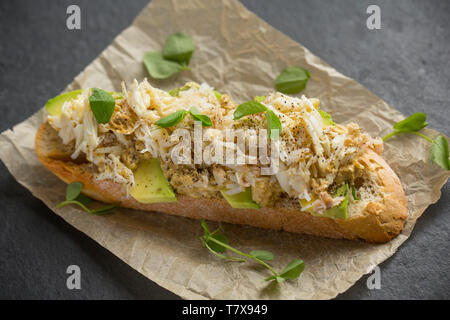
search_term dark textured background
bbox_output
[0,0,449,300]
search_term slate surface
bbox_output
[0,0,448,299]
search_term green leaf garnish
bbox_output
[200,220,304,283]
[75,193,92,206]
[383,113,449,171]
[162,32,195,65]
[143,51,189,80]
[383,112,430,141]
[266,109,282,140]
[189,107,212,127]
[278,259,305,280]
[430,135,450,170]
[155,108,212,128]
[58,182,116,215]
[393,112,428,132]
[206,234,228,253]
[201,219,211,235]
[143,33,194,80]
[351,185,359,201]
[89,88,116,124]
[233,101,267,120]
[249,250,274,261]
[66,182,83,201]
[155,110,188,128]
[89,204,117,214]
[275,66,310,94]
[233,101,282,140]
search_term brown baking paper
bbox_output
[1,0,449,300]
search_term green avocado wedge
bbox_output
[220,187,260,209]
[45,90,83,116]
[322,183,349,219]
[130,158,177,204]
[45,90,123,117]
[299,183,349,219]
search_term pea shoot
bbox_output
[89,88,116,124]
[154,107,212,128]
[58,182,117,214]
[233,101,282,140]
[143,32,194,79]
[200,220,305,283]
[383,113,449,170]
[275,66,310,94]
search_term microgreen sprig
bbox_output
[143,32,194,79]
[275,66,310,94]
[200,220,305,283]
[233,101,267,119]
[189,107,212,127]
[162,32,195,65]
[58,182,117,215]
[154,110,188,128]
[155,107,212,128]
[383,113,450,170]
[382,112,429,141]
[233,101,282,140]
[143,52,190,79]
[265,109,282,140]
[89,88,116,124]
[351,185,359,201]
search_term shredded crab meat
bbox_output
[47,79,381,209]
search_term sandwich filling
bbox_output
[47,79,384,216]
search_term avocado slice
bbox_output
[45,90,123,117]
[130,158,177,204]
[299,198,315,214]
[299,184,349,219]
[45,90,83,116]
[220,187,260,209]
[323,184,348,219]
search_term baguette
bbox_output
[36,87,408,244]
[35,80,407,243]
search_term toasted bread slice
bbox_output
[36,121,407,243]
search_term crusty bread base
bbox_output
[35,122,407,243]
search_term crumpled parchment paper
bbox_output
[1,0,449,300]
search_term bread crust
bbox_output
[35,122,407,243]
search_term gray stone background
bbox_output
[0,0,448,299]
